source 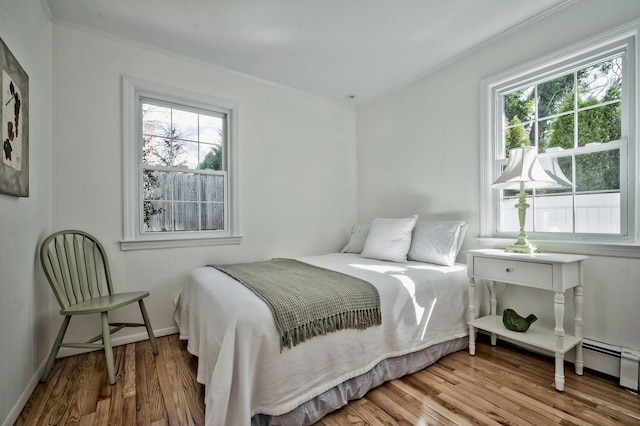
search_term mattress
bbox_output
[174,253,469,425]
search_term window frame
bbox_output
[121,76,241,250]
[479,22,639,257]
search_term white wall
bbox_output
[357,0,640,356]
[0,1,53,424]
[5,0,637,422]
[49,25,357,351]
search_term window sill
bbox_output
[476,238,640,259]
[120,235,242,251]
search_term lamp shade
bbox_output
[539,147,574,189]
[492,146,556,190]
[538,157,574,188]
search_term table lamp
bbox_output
[492,146,556,253]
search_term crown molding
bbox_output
[360,0,580,107]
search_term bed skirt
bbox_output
[251,336,468,426]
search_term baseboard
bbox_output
[56,325,178,358]
[2,359,47,426]
[2,326,178,426]
[478,331,623,379]
[478,330,620,377]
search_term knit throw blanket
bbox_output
[212,259,382,351]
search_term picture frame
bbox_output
[0,36,29,197]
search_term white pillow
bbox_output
[341,224,370,254]
[407,221,467,266]
[361,215,418,263]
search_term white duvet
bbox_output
[174,253,469,425]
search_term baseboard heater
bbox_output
[620,348,640,391]
[583,338,621,358]
[583,338,639,391]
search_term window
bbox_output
[122,77,240,250]
[480,24,638,253]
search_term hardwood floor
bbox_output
[16,334,205,426]
[16,334,640,425]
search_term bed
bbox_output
[174,248,470,425]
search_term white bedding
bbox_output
[174,253,469,425]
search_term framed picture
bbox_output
[0,37,28,197]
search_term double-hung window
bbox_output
[480,23,638,253]
[122,77,240,250]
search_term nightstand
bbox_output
[467,248,588,391]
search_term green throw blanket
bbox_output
[212,259,382,351]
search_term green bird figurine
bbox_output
[502,308,537,332]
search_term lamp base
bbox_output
[505,238,540,254]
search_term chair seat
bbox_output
[60,291,150,315]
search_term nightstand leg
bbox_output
[574,283,584,375]
[554,292,565,391]
[555,352,565,391]
[468,277,476,356]
[489,280,497,346]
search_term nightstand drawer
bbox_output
[473,257,553,289]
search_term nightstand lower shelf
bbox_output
[470,315,581,353]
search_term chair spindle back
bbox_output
[40,230,114,309]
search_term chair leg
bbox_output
[101,311,116,385]
[139,299,158,355]
[41,315,71,382]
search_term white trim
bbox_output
[55,326,179,358]
[3,369,42,426]
[39,0,52,20]
[47,1,578,107]
[120,235,242,251]
[477,238,640,259]
[122,76,241,249]
[2,325,178,426]
[475,331,622,379]
[123,77,138,240]
[480,20,639,246]
[362,0,579,106]
[50,16,352,107]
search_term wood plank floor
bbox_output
[16,334,640,425]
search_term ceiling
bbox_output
[44,0,573,104]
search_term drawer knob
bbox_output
[505,268,513,272]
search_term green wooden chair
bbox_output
[40,229,158,385]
